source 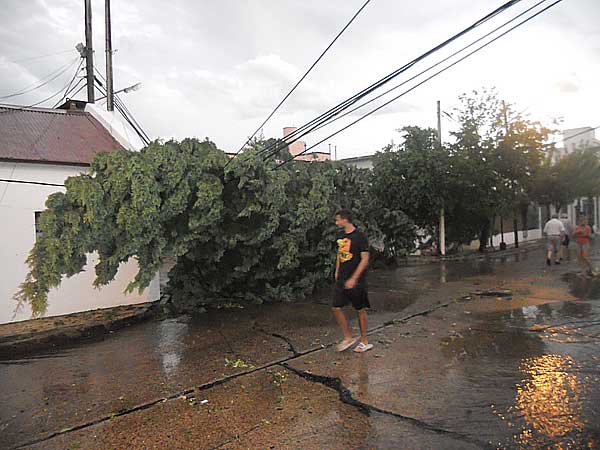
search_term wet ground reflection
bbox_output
[468,301,600,448]
[514,354,586,448]
[156,318,189,376]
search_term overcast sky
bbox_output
[1,0,598,158]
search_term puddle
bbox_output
[439,301,600,448]
[561,272,600,300]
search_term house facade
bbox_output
[0,105,160,324]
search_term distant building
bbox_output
[554,126,600,161]
[551,126,600,230]
[283,127,330,162]
[339,154,374,170]
[0,104,160,324]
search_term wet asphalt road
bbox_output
[1,243,599,449]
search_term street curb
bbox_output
[0,301,160,359]
[400,239,544,266]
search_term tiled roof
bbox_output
[0,105,122,165]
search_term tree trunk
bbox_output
[479,220,490,252]
[513,215,519,248]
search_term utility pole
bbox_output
[437,100,446,256]
[84,0,95,103]
[502,100,518,248]
[334,145,337,161]
[104,0,114,111]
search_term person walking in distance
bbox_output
[332,210,373,353]
[572,216,593,276]
[543,213,565,266]
[559,213,572,260]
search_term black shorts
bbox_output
[562,235,570,246]
[332,285,370,310]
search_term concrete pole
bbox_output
[84,0,95,103]
[104,0,114,111]
[437,100,445,256]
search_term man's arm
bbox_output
[345,251,369,289]
[335,256,340,281]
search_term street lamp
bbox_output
[95,82,141,101]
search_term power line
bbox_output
[2,49,74,65]
[0,178,65,188]
[53,59,85,107]
[66,79,87,100]
[0,57,79,100]
[258,0,525,162]
[275,0,564,169]
[227,0,373,166]
[94,72,151,145]
[0,62,86,114]
[562,125,600,141]
[310,0,549,133]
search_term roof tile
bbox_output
[0,105,123,165]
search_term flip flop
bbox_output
[336,338,358,352]
[353,342,373,353]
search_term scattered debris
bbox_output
[225,358,256,370]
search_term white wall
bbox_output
[490,228,542,247]
[0,162,159,324]
[468,228,542,250]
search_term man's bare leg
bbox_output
[357,309,368,344]
[332,308,355,350]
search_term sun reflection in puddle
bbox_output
[512,354,586,447]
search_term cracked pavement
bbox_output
[1,244,600,449]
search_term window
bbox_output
[34,211,43,240]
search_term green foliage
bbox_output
[16,138,415,316]
[531,146,600,210]
[372,127,447,231]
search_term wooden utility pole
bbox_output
[105,0,114,111]
[502,100,518,248]
[437,100,446,256]
[84,0,95,103]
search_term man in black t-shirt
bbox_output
[331,209,373,353]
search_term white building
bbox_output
[554,126,600,161]
[552,126,600,230]
[0,103,159,324]
[340,154,374,170]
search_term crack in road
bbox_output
[253,326,299,356]
[10,299,460,450]
[281,363,492,450]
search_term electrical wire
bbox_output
[94,68,151,142]
[0,179,65,188]
[226,0,373,166]
[309,0,549,133]
[562,125,600,142]
[2,49,74,65]
[0,57,79,100]
[94,73,151,146]
[257,0,525,162]
[53,59,85,107]
[274,0,564,169]
[0,63,86,115]
[67,79,87,100]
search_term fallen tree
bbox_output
[16,138,414,316]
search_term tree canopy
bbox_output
[16,138,414,316]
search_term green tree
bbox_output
[448,89,503,250]
[372,126,447,233]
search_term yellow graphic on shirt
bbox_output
[337,238,353,263]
